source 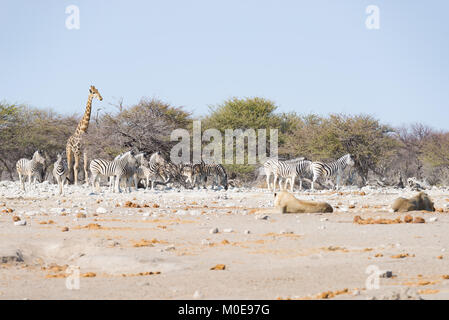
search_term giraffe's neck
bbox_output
[75,94,94,135]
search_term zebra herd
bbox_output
[15,149,354,194]
[15,149,229,194]
[263,153,355,192]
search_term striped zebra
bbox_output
[53,153,68,195]
[113,151,139,193]
[311,153,355,190]
[89,151,138,192]
[263,157,311,192]
[135,152,166,190]
[195,161,228,190]
[90,158,115,192]
[16,150,46,191]
[179,163,195,187]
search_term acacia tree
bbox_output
[86,98,191,160]
[282,113,398,185]
[422,131,449,168]
[202,97,282,180]
[0,104,77,180]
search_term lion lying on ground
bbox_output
[392,192,435,212]
[255,191,333,214]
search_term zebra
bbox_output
[135,152,166,190]
[263,157,311,192]
[179,162,205,188]
[90,158,116,192]
[53,153,68,195]
[16,150,46,191]
[179,163,195,187]
[194,161,228,190]
[113,151,139,193]
[311,153,355,190]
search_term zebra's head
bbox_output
[33,150,46,164]
[346,154,355,167]
[149,151,165,164]
[135,153,147,166]
[122,150,138,167]
[56,153,63,162]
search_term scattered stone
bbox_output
[209,228,219,234]
[429,217,438,222]
[223,228,233,233]
[255,215,269,220]
[96,207,107,214]
[380,271,394,278]
[14,220,26,226]
[244,230,251,234]
[201,239,211,246]
[210,264,226,270]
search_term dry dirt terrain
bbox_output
[1,180,449,300]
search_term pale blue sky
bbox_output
[0,1,448,129]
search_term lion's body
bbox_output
[274,191,333,214]
[392,192,435,212]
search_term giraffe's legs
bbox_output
[66,145,73,184]
[83,151,89,185]
[74,153,80,185]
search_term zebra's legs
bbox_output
[114,175,121,193]
[266,171,272,191]
[91,173,97,192]
[290,175,295,193]
[18,173,25,191]
[336,173,341,190]
[109,176,115,192]
[311,174,317,191]
[299,179,303,191]
[273,174,278,192]
[58,177,63,195]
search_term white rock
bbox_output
[50,207,65,214]
[14,220,27,226]
[223,228,233,233]
[96,207,107,214]
[209,228,219,234]
[244,230,251,234]
[255,215,269,220]
[320,218,328,222]
[429,217,438,222]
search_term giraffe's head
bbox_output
[89,85,103,101]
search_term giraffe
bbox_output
[66,85,103,185]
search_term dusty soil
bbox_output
[1,180,449,300]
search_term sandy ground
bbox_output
[1,180,449,300]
